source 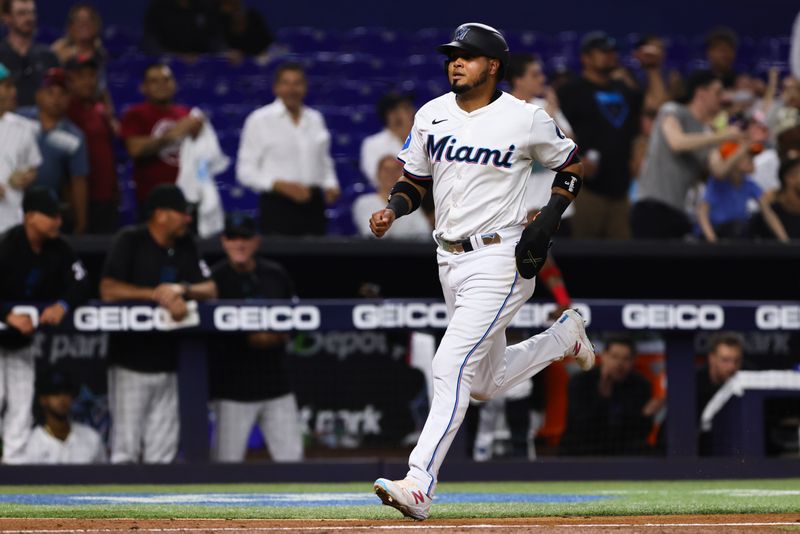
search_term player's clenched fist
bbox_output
[369,208,396,238]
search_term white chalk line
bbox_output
[1,521,799,532]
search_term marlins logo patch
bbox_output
[455,26,470,40]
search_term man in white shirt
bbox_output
[359,93,415,187]
[23,369,107,464]
[237,62,339,236]
[0,62,41,233]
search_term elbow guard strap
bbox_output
[387,181,422,218]
[552,171,583,197]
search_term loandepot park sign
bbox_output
[0,300,797,332]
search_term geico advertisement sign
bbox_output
[755,305,800,330]
[511,303,592,328]
[353,302,449,329]
[214,305,320,331]
[74,304,199,331]
[622,304,725,329]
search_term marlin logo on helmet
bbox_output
[454,26,471,41]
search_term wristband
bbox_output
[56,300,69,312]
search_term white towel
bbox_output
[177,109,230,238]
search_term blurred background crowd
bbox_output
[0,0,799,242]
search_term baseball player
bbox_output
[0,186,89,463]
[370,23,595,520]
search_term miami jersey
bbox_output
[397,92,577,241]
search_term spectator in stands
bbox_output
[237,62,340,236]
[32,68,88,234]
[142,0,224,56]
[629,34,673,111]
[100,184,216,463]
[66,56,119,234]
[0,61,40,233]
[697,332,744,455]
[704,27,739,89]
[22,368,107,464]
[0,0,58,113]
[360,92,415,187]
[750,156,800,240]
[770,77,800,160]
[506,53,575,229]
[50,3,108,96]
[352,155,431,239]
[696,141,789,242]
[631,70,744,239]
[120,63,204,216]
[215,0,273,59]
[557,31,643,239]
[208,213,304,462]
[559,336,653,456]
[0,186,89,464]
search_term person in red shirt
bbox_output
[120,63,203,217]
[65,55,118,234]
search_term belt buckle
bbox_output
[438,237,464,254]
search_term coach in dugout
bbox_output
[100,184,216,464]
[208,212,303,462]
[0,186,89,464]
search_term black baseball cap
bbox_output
[37,369,76,396]
[224,212,258,238]
[22,186,61,217]
[146,184,189,216]
[581,31,617,54]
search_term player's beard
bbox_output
[451,69,489,95]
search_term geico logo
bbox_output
[511,302,592,328]
[352,303,449,329]
[213,305,320,331]
[622,304,725,330]
[755,305,800,330]
[74,306,177,331]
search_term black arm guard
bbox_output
[515,194,571,280]
[552,170,582,197]
[386,181,422,218]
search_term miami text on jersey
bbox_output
[426,135,514,168]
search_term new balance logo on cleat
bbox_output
[374,478,432,520]
[558,309,596,371]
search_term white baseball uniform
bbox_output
[395,91,580,496]
[23,423,107,464]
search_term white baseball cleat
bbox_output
[558,308,596,371]
[373,477,431,520]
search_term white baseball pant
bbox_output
[108,366,179,463]
[406,227,575,496]
[0,346,34,464]
[211,394,304,462]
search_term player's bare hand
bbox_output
[152,283,183,307]
[40,302,67,326]
[166,297,188,321]
[8,169,36,190]
[369,208,395,238]
[5,312,35,335]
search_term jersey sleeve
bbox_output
[528,108,578,171]
[396,119,432,182]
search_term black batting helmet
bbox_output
[438,23,509,79]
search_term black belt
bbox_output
[436,233,502,254]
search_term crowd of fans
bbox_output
[0,0,798,241]
[0,0,798,464]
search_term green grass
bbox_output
[0,479,798,519]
